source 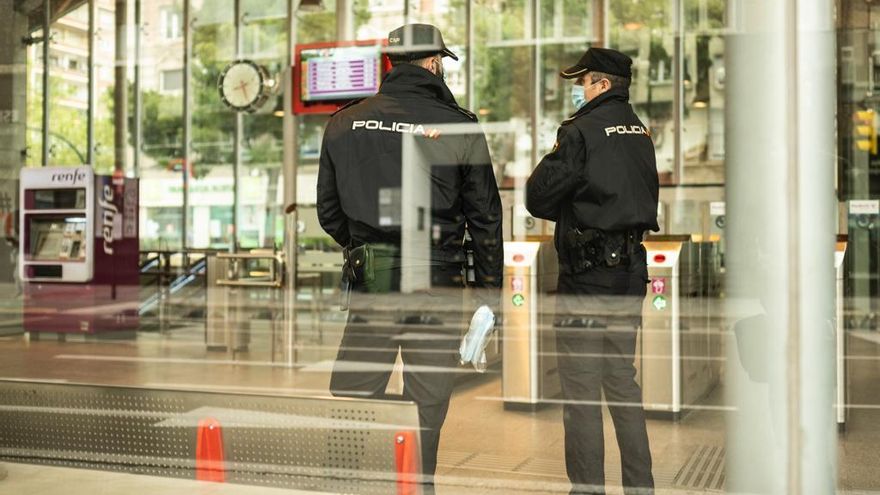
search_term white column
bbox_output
[724,0,836,493]
[0,0,26,331]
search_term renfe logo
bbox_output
[97,184,117,255]
[50,169,87,185]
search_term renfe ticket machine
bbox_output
[20,167,139,336]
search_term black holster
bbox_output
[342,244,374,284]
[561,228,643,274]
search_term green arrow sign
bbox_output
[652,295,668,311]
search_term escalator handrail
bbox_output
[139,256,209,316]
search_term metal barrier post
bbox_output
[501,241,560,410]
[641,236,687,420]
[158,252,170,334]
[206,251,288,365]
[835,238,848,428]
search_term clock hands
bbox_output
[221,62,268,111]
[236,80,250,101]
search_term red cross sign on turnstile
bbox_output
[651,278,666,294]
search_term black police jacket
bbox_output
[317,63,503,289]
[525,86,659,258]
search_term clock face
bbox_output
[220,62,263,110]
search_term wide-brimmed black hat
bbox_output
[384,24,459,61]
[560,47,632,79]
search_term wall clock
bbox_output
[218,60,275,113]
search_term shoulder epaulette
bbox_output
[331,98,366,117]
[452,104,478,122]
[561,113,583,126]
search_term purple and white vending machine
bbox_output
[20,167,139,336]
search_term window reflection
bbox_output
[26,30,45,167]
[240,0,287,249]
[139,0,186,251]
[47,3,90,166]
[189,0,236,249]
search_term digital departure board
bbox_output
[292,40,390,115]
[300,46,382,102]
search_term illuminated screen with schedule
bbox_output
[300,46,382,102]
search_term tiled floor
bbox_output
[0,324,878,494]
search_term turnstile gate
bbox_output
[639,235,722,420]
[501,241,561,410]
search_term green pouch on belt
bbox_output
[347,245,375,284]
[347,244,396,293]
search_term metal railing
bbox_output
[138,250,218,330]
[215,251,285,288]
[206,250,290,365]
[0,379,422,493]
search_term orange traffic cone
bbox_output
[195,417,225,482]
[394,430,420,495]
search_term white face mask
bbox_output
[571,84,586,110]
[571,78,604,110]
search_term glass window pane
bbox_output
[680,0,725,185]
[354,0,403,41]
[538,0,594,156]
[139,0,186,251]
[293,0,337,254]
[190,0,235,249]
[540,0,593,41]
[295,0,337,44]
[408,0,468,101]
[93,0,134,175]
[26,30,44,167]
[473,0,532,194]
[240,0,287,249]
[608,0,674,182]
[47,3,90,167]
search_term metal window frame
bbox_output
[87,0,96,166]
[281,0,297,367]
[672,0,683,185]
[183,0,192,251]
[134,0,143,177]
[41,0,50,167]
[233,0,243,252]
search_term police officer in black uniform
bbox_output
[525,47,658,494]
[317,24,503,484]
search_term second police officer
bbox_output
[526,47,659,494]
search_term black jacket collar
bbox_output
[379,64,459,106]
[568,86,630,120]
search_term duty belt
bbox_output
[560,228,644,274]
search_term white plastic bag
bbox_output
[460,305,496,372]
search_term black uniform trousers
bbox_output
[554,248,654,495]
[329,264,461,481]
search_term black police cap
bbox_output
[560,47,632,79]
[384,23,459,62]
